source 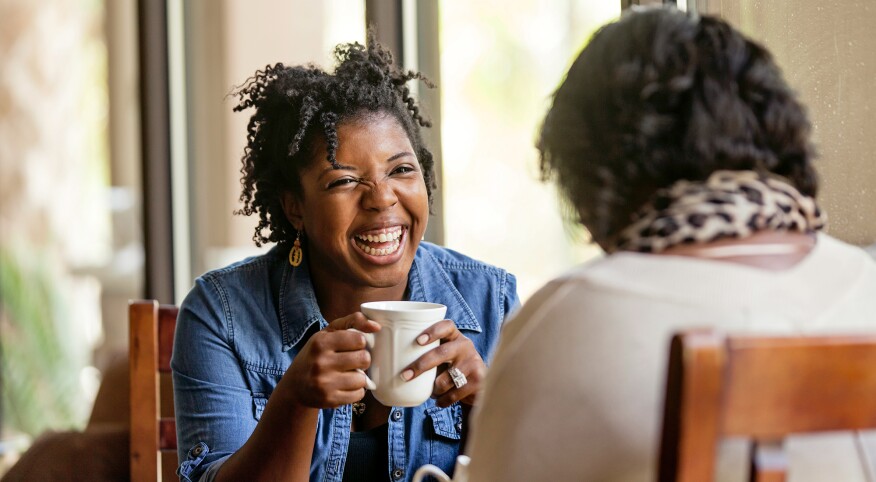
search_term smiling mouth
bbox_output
[354,226,405,257]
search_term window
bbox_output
[438,1,621,299]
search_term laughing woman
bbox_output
[171,38,518,482]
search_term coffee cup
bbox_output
[412,455,470,482]
[355,301,447,407]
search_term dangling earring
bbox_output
[289,230,303,267]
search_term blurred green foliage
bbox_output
[0,245,84,436]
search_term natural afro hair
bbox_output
[538,7,817,246]
[232,34,435,246]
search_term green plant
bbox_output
[0,244,86,436]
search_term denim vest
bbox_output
[172,242,519,482]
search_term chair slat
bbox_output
[130,300,160,482]
[158,305,178,373]
[722,335,876,438]
[159,418,177,451]
[659,330,876,482]
[131,300,179,482]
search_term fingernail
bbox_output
[400,369,414,381]
[416,334,429,345]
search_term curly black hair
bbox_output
[538,7,818,246]
[232,34,435,246]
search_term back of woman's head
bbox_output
[539,7,817,246]
[233,34,434,246]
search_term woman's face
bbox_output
[283,113,429,291]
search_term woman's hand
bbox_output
[400,320,485,407]
[277,313,380,409]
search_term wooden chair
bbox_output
[129,300,178,482]
[658,329,876,482]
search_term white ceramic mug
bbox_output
[412,455,470,482]
[356,301,447,407]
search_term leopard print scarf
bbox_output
[610,170,826,254]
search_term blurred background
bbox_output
[0,0,874,475]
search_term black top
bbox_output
[343,423,391,482]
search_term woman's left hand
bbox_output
[400,319,485,408]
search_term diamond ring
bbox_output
[448,366,467,389]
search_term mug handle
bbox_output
[348,328,377,390]
[412,464,452,482]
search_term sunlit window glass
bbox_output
[439,1,621,299]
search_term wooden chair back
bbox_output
[129,300,178,482]
[659,329,876,482]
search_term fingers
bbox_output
[334,388,368,406]
[307,332,372,372]
[330,349,371,371]
[434,362,484,408]
[402,340,460,381]
[308,368,371,407]
[325,312,381,333]
[395,319,487,408]
[414,319,460,345]
[320,385,368,407]
[401,323,473,381]
[310,329,370,353]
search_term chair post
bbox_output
[130,300,160,482]
[750,440,788,482]
[659,331,725,482]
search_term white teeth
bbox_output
[355,227,404,243]
[355,239,401,257]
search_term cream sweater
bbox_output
[468,233,876,482]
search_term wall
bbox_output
[184,0,365,280]
[699,0,876,246]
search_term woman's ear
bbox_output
[281,192,304,231]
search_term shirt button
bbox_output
[392,468,404,480]
[391,410,402,422]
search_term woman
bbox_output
[171,38,518,482]
[467,7,876,482]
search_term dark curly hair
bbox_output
[538,7,818,246]
[232,34,435,246]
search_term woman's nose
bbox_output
[362,181,399,211]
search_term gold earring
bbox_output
[289,231,303,267]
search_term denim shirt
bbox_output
[171,242,519,482]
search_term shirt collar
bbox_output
[278,253,325,352]
[407,246,482,333]
[278,245,482,352]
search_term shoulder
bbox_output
[198,246,283,284]
[187,246,286,305]
[416,242,518,307]
[417,242,516,286]
[417,242,509,273]
[179,246,284,330]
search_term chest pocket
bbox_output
[426,404,462,439]
[426,403,463,471]
[244,364,285,421]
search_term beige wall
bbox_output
[185,0,336,278]
[699,0,876,246]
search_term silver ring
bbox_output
[448,366,468,389]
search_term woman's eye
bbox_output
[392,165,415,175]
[328,178,358,189]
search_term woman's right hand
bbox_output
[278,312,380,409]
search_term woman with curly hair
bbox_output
[171,37,518,482]
[466,7,876,482]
